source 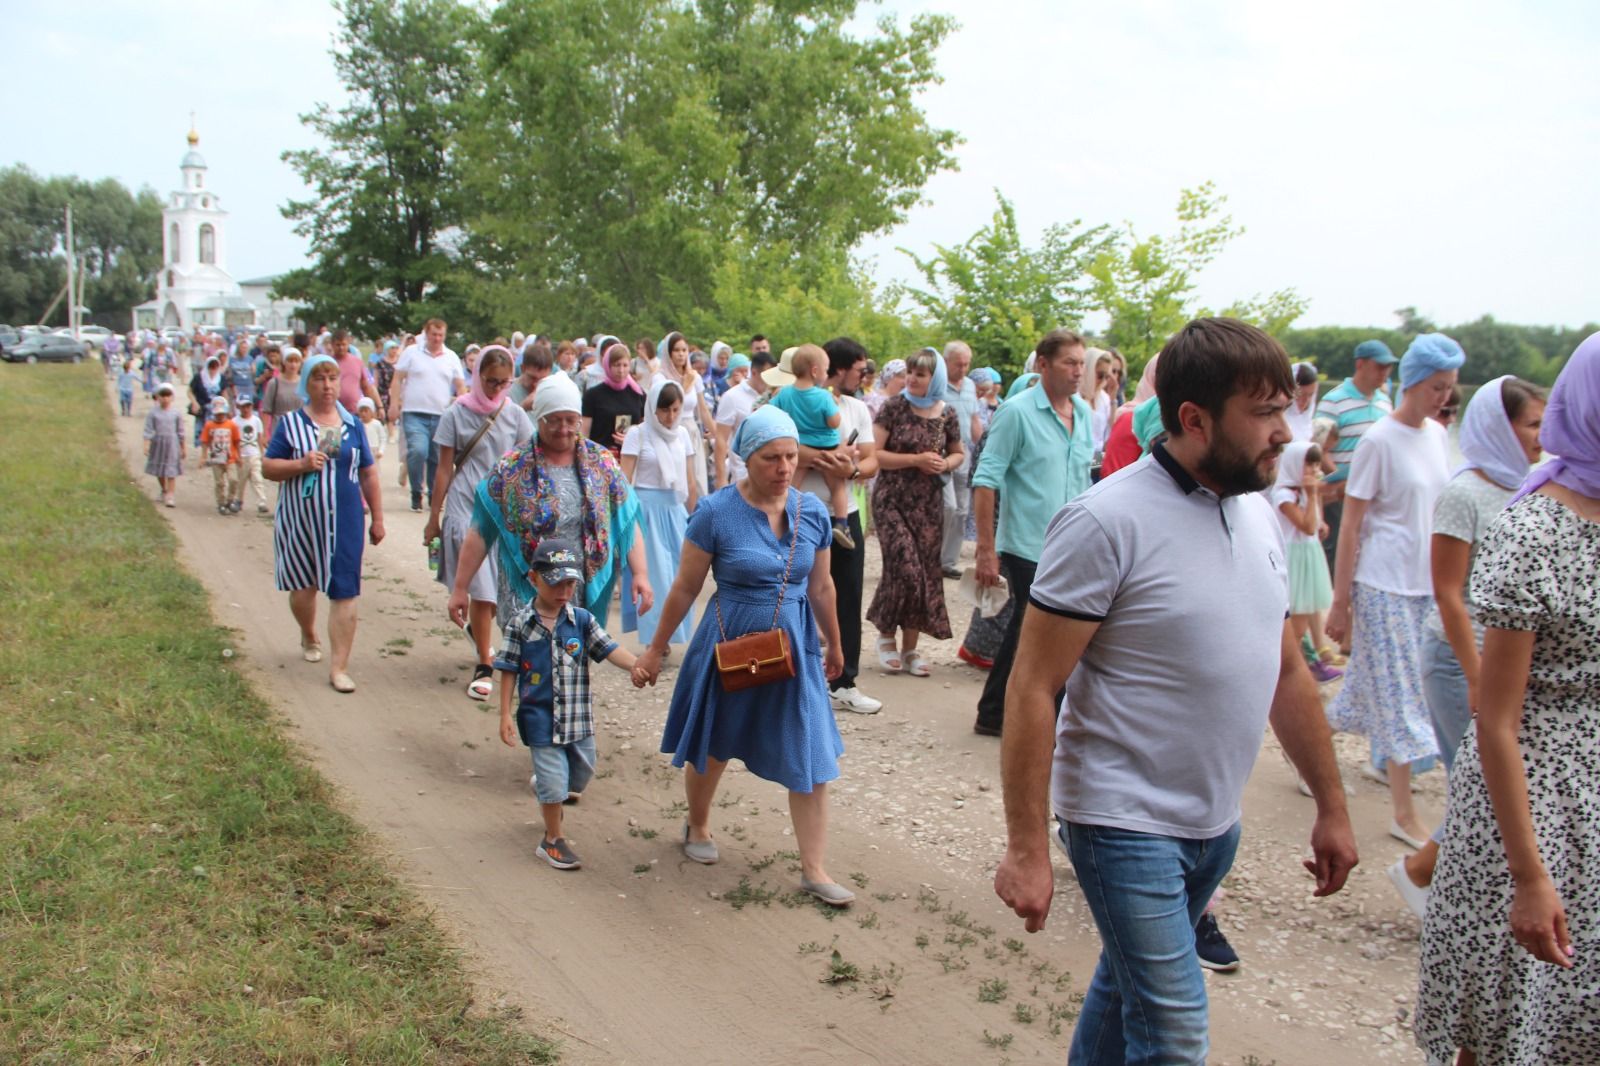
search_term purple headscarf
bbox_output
[1510,331,1600,504]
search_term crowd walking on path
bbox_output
[109,314,1597,1065]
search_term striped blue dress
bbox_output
[267,409,373,600]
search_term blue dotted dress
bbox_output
[659,486,843,793]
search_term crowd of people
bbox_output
[110,316,1597,1065]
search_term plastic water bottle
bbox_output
[427,536,441,572]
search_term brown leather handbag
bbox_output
[713,494,800,692]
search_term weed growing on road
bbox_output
[849,871,870,889]
[633,863,652,874]
[977,978,1009,1003]
[821,950,860,985]
[1012,1003,1036,1024]
[724,877,780,910]
[798,938,836,956]
[981,1030,1014,1049]
[0,368,556,1063]
[857,910,880,930]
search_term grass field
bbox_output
[0,365,557,1063]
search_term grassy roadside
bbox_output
[0,365,557,1063]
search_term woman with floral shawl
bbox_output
[446,374,652,629]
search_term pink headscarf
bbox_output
[601,341,643,394]
[456,344,512,416]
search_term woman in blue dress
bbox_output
[263,352,385,694]
[632,406,853,906]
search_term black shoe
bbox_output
[972,720,1002,737]
[942,567,963,579]
[536,836,582,870]
[1194,912,1240,972]
[410,496,423,512]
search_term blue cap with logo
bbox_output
[531,538,584,584]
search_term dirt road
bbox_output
[110,386,1430,1064]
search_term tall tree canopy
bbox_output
[460,0,958,336]
[277,0,480,337]
[0,167,161,328]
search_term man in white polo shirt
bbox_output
[995,318,1358,1065]
[390,317,466,512]
[713,351,774,488]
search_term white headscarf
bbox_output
[532,372,582,424]
[642,377,689,501]
[1272,440,1315,495]
[1455,375,1532,490]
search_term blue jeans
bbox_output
[1420,630,1471,774]
[402,411,442,505]
[530,736,597,805]
[1065,820,1241,1066]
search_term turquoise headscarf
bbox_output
[297,352,357,425]
[1398,333,1465,390]
[727,353,751,372]
[1132,396,1165,454]
[905,350,948,409]
[1005,373,1040,401]
[732,404,798,462]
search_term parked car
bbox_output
[0,325,20,353]
[264,330,293,346]
[53,324,114,350]
[3,333,89,364]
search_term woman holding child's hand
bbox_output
[634,405,854,908]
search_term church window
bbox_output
[199,224,216,265]
[169,223,180,263]
[167,270,175,288]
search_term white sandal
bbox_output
[467,665,494,701]
[875,636,902,673]
[903,651,931,678]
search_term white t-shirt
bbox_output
[1090,391,1113,451]
[714,381,761,484]
[799,392,871,515]
[235,414,264,459]
[1345,416,1450,596]
[1269,486,1316,545]
[1039,446,1289,838]
[396,344,464,416]
[621,423,695,502]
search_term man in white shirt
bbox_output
[940,341,983,577]
[796,338,882,716]
[714,351,773,489]
[995,317,1356,1063]
[389,317,465,512]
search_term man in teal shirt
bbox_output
[970,329,1094,736]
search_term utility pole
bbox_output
[64,205,78,339]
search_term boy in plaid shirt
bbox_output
[496,538,638,870]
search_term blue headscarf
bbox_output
[1455,376,1532,491]
[905,349,948,410]
[732,404,798,462]
[298,353,357,425]
[1398,333,1465,390]
[727,353,751,372]
[1005,373,1039,401]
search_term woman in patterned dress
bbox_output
[262,353,385,693]
[866,349,962,678]
[1414,333,1600,1065]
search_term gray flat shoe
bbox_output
[799,877,855,907]
[681,823,718,865]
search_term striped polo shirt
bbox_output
[1316,379,1393,483]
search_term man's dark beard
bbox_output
[1198,434,1278,496]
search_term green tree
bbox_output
[0,167,161,327]
[1089,181,1305,369]
[460,0,957,337]
[277,0,483,338]
[896,191,1113,376]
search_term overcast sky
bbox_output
[7,0,1596,329]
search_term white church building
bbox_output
[133,127,301,333]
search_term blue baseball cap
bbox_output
[1353,339,1398,365]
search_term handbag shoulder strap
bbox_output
[715,491,801,641]
[452,402,503,471]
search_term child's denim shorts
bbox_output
[529,736,597,804]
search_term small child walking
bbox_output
[233,396,269,515]
[142,382,185,507]
[356,397,387,459]
[495,539,638,870]
[200,396,242,515]
[1270,440,1342,683]
[769,343,853,548]
[117,361,138,416]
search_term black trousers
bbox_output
[1322,498,1343,575]
[829,510,865,692]
[975,552,1038,730]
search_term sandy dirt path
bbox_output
[109,383,1430,1064]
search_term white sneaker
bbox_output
[1387,857,1429,920]
[830,686,882,714]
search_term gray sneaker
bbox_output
[681,823,719,865]
[536,836,582,870]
